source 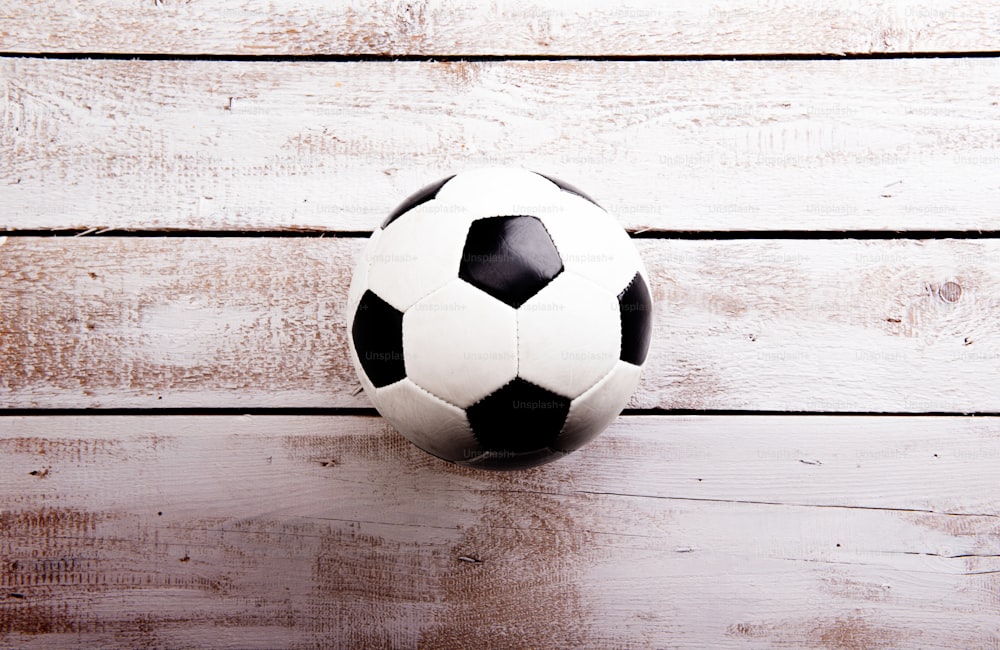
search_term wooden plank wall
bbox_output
[2,1,1000,648]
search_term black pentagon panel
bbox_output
[465,378,571,469]
[352,290,406,388]
[381,174,456,229]
[534,172,601,207]
[459,215,563,308]
[618,273,653,366]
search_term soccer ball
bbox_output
[347,168,652,470]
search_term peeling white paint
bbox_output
[2,57,999,232]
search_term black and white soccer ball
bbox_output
[347,168,652,470]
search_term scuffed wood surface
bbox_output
[2,236,1000,412]
[3,0,999,56]
[3,58,1000,233]
[3,6,999,644]
[2,415,999,649]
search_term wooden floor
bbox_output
[2,1,1000,648]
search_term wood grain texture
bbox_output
[2,415,1000,649]
[3,236,1000,412]
[3,58,1000,233]
[2,2,998,646]
[2,0,999,56]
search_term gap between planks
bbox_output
[5,52,1000,62]
[3,408,1000,417]
[3,0,1000,56]
[8,229,1000,239]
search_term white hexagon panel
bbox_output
[435,167,563,219]
[373,378,482,463]
[559,361,643,453]
[539,195,645,297]
[366,200,479,312]
[517,272,621,399]
[402,278,518,409]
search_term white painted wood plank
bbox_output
[2,58,999,232]
[2,0,998,56]
[2,237,1000,412]
[1,415,999,648]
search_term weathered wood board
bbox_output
[2,236,998,412]
[2,58,999,233]
[2,415,1000,649]
[3,0,999,56]
[3,0,1000,646]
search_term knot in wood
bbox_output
[938,281,962,303]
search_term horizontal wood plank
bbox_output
[3,237,1000,412]
[2,58,999,232]
[2,0,999,56]
[1,415,999,648]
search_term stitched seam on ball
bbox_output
[572,268,625,361]
[396,211,475,312]
[618,272,640,368]
[407,376,466,413]
[536,218,565,282]
[619,272,638,298]
[403,278,514,411]
[555,270,623,400]
[401,214,474,310]
[557,357,622,438]
[572,361,619,409]
[394,214,475,324]
[465,377,514,412]
[524,218,566,378]
[403,380,482,458]
[399,279,466,383]
[532,171,603,210]
[406,275,464,314]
